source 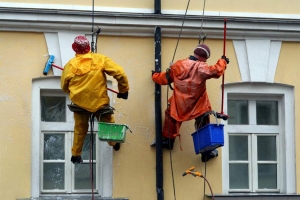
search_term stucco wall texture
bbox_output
[0,31,236,200]
[0,32,48,199]
[1,1,300,200]
[2,0,300,14]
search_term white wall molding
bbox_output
[1,6,300,40]
[233,40,282,82]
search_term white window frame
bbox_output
[31,76,114,198]
[222,82,295,194]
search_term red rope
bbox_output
[221,18,227,114]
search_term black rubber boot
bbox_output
[71,155,83,164]
[113,143,121,151]
[201,149,218,162]
[162,138,175,150]
[150,138,175,150]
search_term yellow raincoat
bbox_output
[61,52,129,156]
[61,52,129,112]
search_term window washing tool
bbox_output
[216,18,229,121]
[43,55,63,75]
[42,55,119,94]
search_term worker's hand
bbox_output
[221,55,230,64]
[117,91,129,100]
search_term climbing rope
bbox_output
[198,0,207,44]
[91,0,101,53]
[166,0,192,198]
[89,114,95,200]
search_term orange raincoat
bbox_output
[152,56,227,138]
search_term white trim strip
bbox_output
[2,2,300,20]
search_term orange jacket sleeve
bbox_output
[201,58,227,79]
[152,71,171,85]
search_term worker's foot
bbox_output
[71,155,83,164]
[113,143,121,151]
[150,138,175,150]
[201,149,218,162]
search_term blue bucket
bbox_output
[191,113,224,154]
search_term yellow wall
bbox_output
[0,30,239,199]
[1,0,153,9]
[275,42,300,192]
[97,36,238,199]
[2,0,300,14]
[163,0,300,14]
[0,32,49,199]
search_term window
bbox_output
[222,83,295,194]
[40,93,97,193]
[228,98,280,192]
[32,77,113,198]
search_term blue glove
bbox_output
[117,91,128,100]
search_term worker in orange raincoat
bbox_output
[61,35,129,164]
[151,43,229,162]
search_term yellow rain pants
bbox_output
[72,111,116,156]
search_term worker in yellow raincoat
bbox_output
[61,35,129,164]
[151,43,229,162]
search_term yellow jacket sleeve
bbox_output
[103,56,129,93]
[61,61,74,94]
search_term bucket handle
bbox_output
[202,110,219,126]
[125,125,133,133]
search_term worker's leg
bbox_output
[194,113,210,130]
[162,106,182,139]
[161,106,182,150]
[72,112,90,157]
[97,113,120,150]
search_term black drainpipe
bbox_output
[154,26,163,200]
[154,0,161,14]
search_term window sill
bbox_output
[211,194,300,200]
[17,196,129,200]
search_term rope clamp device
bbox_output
[182,166,202,177]
[199,32,207,44]
[165,67,174,90]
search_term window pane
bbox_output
[257,136,277,161]
[258,164,277,189]
[41,96,66,122]
[256,101,278,125]
[228,100,249,124]
[74,164,96,190]
[229,135,248,161]
[229,163,249,189]
[81,134,96,160]
[43,163,65,190]
[44,134,65,160]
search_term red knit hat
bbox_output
[194,44,210,59]
[72,36,90,54]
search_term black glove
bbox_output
[222,55,230,64]
[117,91,128,100]
[152,70,159,76]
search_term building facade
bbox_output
[0,0,300,200]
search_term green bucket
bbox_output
[98,122,130,143]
